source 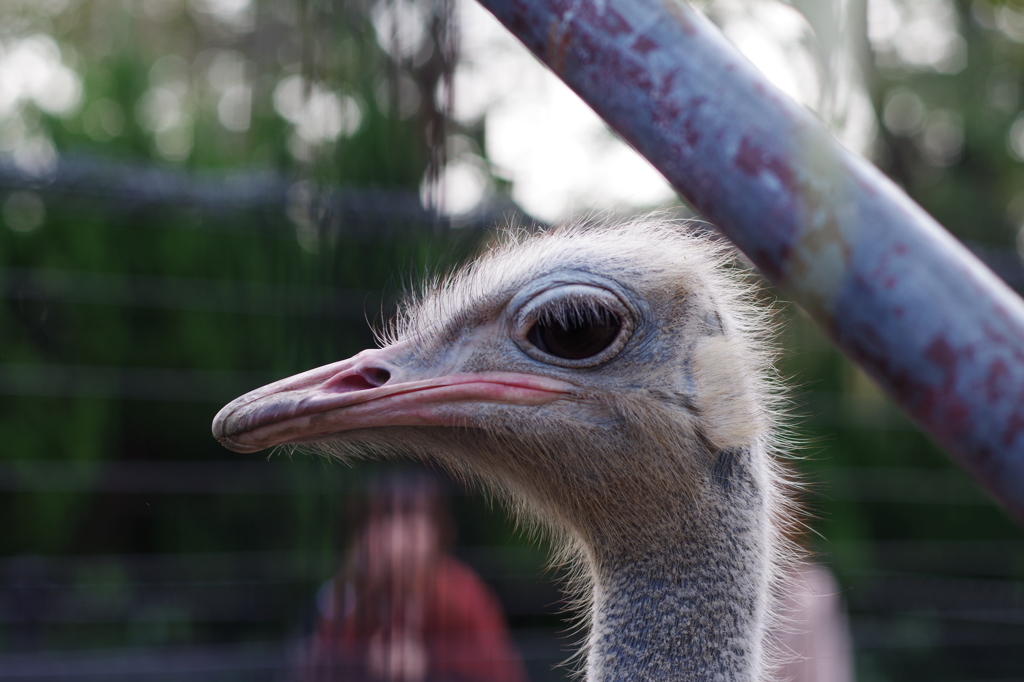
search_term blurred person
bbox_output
[773,563,855,682]
[299,474,528,682]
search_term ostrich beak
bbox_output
[212,346,573,453]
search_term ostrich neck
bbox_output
[584,446,773,682]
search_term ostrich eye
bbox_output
[526,304,622,360]
[512,283,635,368]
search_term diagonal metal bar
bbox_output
[475,0,1024,521]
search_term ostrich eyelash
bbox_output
[532,298,620,330]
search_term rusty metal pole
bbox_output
[474,0,1024,521]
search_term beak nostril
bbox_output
[331,375,375,392]
[363,367,391,387]
[322,366,392,393]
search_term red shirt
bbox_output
[302,556,529,682]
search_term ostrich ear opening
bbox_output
[690,336,763,451]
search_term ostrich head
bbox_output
[213,218,793,682]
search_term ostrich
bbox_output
[213,218,797,682]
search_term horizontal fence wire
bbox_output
[0,157,534,234]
